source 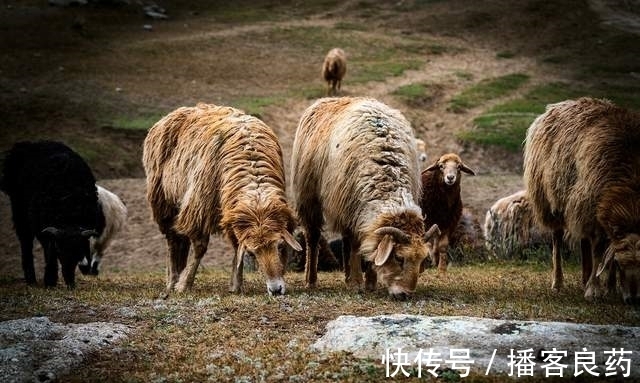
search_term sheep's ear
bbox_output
[460,163,476,176]
[283,231,303,252]
[424,161,439,172]
[373,235,395,266]
[235,243,246,271]
[596,246,615,277]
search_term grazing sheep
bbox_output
[420,153,476,273]
[322,48,347,96]
[524,97,640,303]
[143,103,301,297]
[483,190,551,258]
[415,138,428,168]
[1,141,104,288]
[291,97,440,299]
[78,185,127,276]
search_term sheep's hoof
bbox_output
[551,279,563,292]
[305,282,317,289]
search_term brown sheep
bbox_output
[420,153,476,273]
[143,103,301,297]
[483,190,551,258]
[524,97,640,303]
[291,97,439,300]
[322,48,346,96]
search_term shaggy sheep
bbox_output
[78,185,127,276]
[420,153,475,273]
[1,140,104,288]
[143,103,301,297]
[322,48,347,96]
[523,97,640,303]
[291,97,440,299]
[483,190,550,258]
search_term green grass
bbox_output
[449,73,530,112]
[393,82,443,106]
[107,114,164,131]
[233,95,286,117]
[457,82,640,152]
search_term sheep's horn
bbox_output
[41,227,61,236]
[596,246,615,278]
[424,224,440,241]
[374,226,410,243]
[81,229,98,238]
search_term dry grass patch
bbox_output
[1,262,637,382]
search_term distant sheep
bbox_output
[78,185,127,276]
[143,103,301,297]
[322,48,347,96]
[420,153,475,273]
[483,190,550,258]
[524,97,640,303]
[1,141,104,288]
[291,97,439,299]
[415,138,428,168]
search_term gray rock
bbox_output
[0,317,130,383]
[312,314,640,378]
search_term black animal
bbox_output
[1,141,105,288]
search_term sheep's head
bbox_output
[597,183,640,304]
[425,153,476,186]
[598,233,640,304]
[366,218,440,300]
[227,199,302,296]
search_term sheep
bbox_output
[291,96,440,299]
[322,48,347,96]
[1,140,105,288]
[143,103,301,297]
[415,138,428,168]
[523,97,640,303]
[420,153,476,273]
[483,190,551,258]
[78,185,127,276]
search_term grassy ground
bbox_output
[1,261,637,382]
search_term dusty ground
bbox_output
[0,0,638,308]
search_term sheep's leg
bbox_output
[347,238,363,291]
[229,234,243,293]
[342,235,352,281]
[364,262,377,291]
[305,226,321,289]
[42,242,59,288]
[18,231,36,285]
[551,229,564,291]
[165,231,190,295]
[584,238,607,301]
[580,238,592,286]
[175,236,208,293]
[437,235,449,274]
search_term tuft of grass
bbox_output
[233,95,285,117]
[457,82,640,152]
[449,73,530,112]
[393,82,443,107]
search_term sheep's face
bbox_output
[604,233,640,304]
[369,224,439,300]
[239,230,302,296]
[426,153,476,186]
[372,237,428,300]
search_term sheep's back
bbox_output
[293,97,420,233]
[144,104,286,237]
[524,97,640,240]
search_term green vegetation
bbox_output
[393,82,443,106]
[107,114,164,131]
[449,73,530,112]
[458,82,640,152]
[233,95,285,117]
[496,50,515,59]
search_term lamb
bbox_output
[143,103,301,296]
[322,48,347,96]
[291,97,440,299]
[420,153,476,273]
[1,140,105,288]
[78,185,127,276]
[483,190,550,258]
[523,97,640,303]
